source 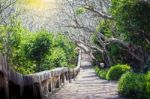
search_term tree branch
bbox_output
[83,6,114,20]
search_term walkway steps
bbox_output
[50,53,126,99]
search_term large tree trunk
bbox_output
[103,49,112,67]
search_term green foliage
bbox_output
[95,66,108,80]
[92,0,150,69]
[0,21,36,74]
[93,20,122,65]
[24,31,51,61]
[54,33,77,66]
[107,44,123,64]
[22,32,76,73]
[106,64,131,80]
[23,31,52,71]
[107,43,134,66]
[0,25,7,51]
[0,21,77,74]
[94,0,150,69]
[111,0,150,47]
[108,44,120,56]
[93,20,114,48]
[0,21,24,53]
[118,72,146,99]
[96,20,115,38]
[40,47,67,70]
[92,51,103,65]
[91,33,101,47]
[92,20,114,47]
[145,72,150,99]
[48,48,67,67]
[75,7,86,15]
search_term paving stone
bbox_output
[50,53,127,99]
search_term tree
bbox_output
[24,31,51,72]
[0,0,26,67]
[109,0,150,70]
[55,0,113,66]
[44,33,76,69]
[57,0,150,70]
[0,0,21,24]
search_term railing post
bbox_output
[50,77,53,93]
[73,69,75,81]
[62,73,66,84]
[62,74,64,84]
[59,75,61,88]
[42,81,50,99]
[68,68,71,83]
[56,75,61,88]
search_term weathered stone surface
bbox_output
[50,53,127,99]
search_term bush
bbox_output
[95,66,108,80]
[24,31,52,72]
[2,21,77,74]
[145,72,150,99]
[118,72,146,99]
[106,64,131,80]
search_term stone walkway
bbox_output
[50,53,126,99]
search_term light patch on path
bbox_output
[50,53,127,99]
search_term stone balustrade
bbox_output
[0,51,81,99]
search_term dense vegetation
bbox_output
[93,0,150,98]
[118,72,146,99]
[95,64,131,80]
[0,21,77,74]
[95,66,108,80]
[93,0,150,72]
[106,64,131,80]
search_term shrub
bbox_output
[95,66,108,80]
[145,72,150,99]
[118,72,146,99]
[106,64,131,80]
[3,22,77,74]
[24,31,52,72]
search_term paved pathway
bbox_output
[50,53,126,99]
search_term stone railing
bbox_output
[0,50,81,99]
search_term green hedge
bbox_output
[106,64,131,80]
[95,66,108,80]
[118,72,146,99]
